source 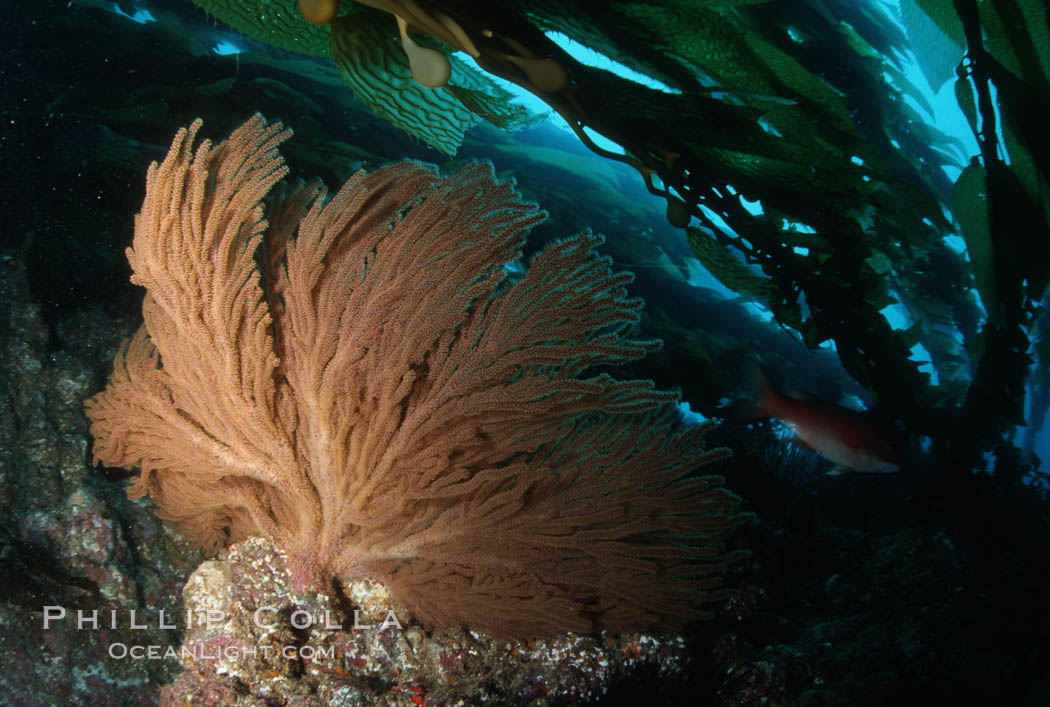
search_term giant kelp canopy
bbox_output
[185,0,1049,479]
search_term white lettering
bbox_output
[253,605,277,629]
[129,610,147,630]
[77,610,99,630]
[324,610,342,629]
[42,606,65,629]
[158,609,175,630]
[205,609,226,630]
[290,609,312,629]
[380,611,402,630]
[352,610,372,629]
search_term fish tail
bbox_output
[732,361,776,419]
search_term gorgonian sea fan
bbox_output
[85,115,748,637]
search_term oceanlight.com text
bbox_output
[106,642,341,661]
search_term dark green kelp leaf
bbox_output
[953,162,997,322]
[686,226,803,332]
[444,70,535,131]
[191,0,536,154]
[686,226,780,304]
[327,13,477,154]
[190,0,330,56]
[884,64,936,117]
[899,0,966,91]
[978,0,1050,101]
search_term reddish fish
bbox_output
[741,366,901,474]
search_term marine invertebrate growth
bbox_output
[85,115,747,638]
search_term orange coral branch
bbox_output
[86,115,747,638]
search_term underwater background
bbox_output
[1,0,1049,704]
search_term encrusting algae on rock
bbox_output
[163,536,694,705]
